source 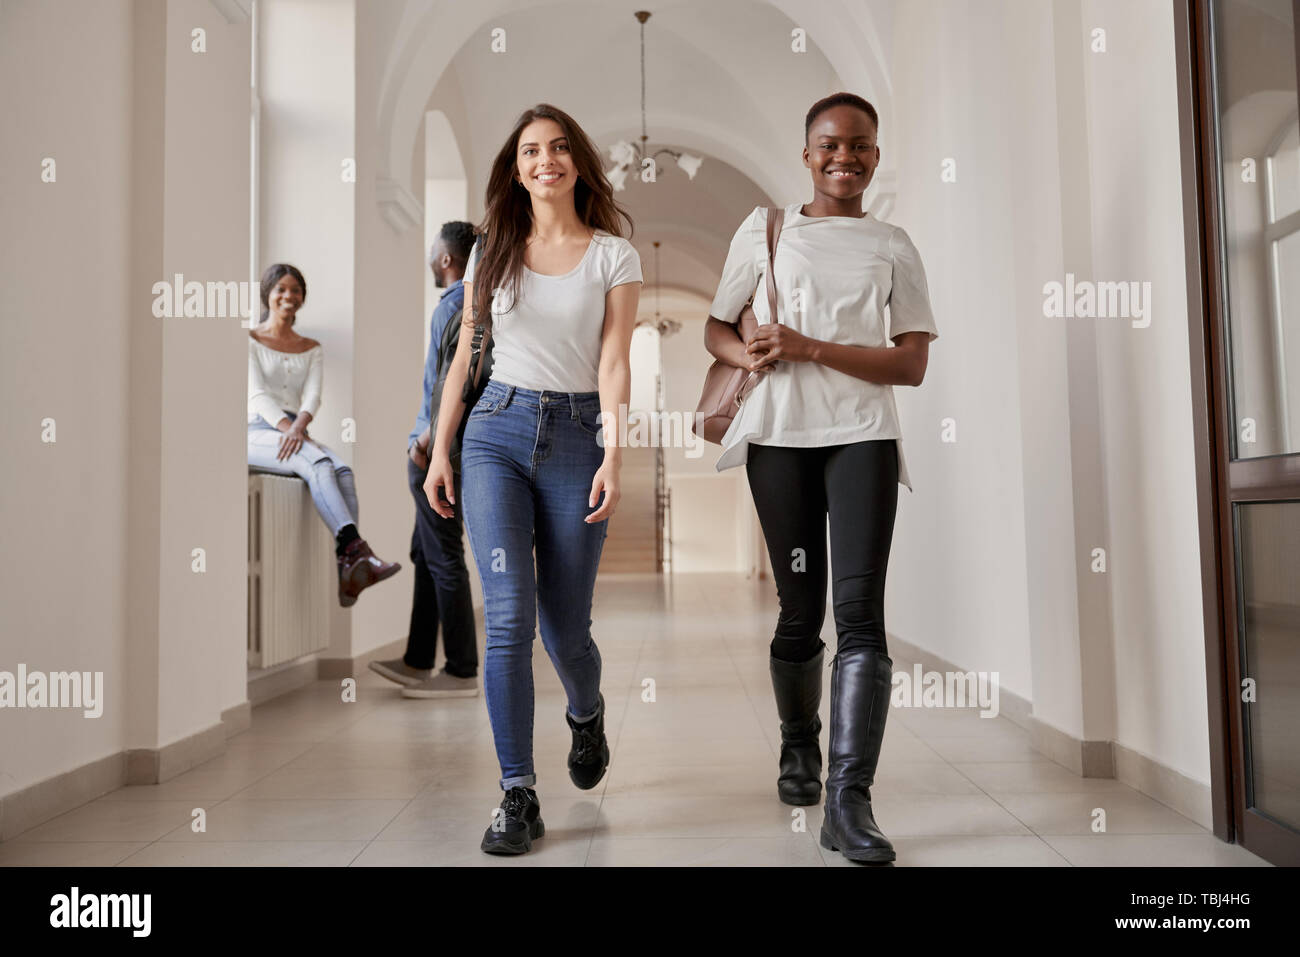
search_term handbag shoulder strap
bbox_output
[764,206,785,324]
[467,234,492,390]
[468,323,490,390]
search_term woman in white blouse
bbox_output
[704,93,939,864]
[248,263,401,607]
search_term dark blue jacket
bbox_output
[408,279,465,450]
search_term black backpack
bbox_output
[429,299,494,468]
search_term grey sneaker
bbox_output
[368,657,434,688]
[401,669,480,699]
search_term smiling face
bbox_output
[515,117,578,199]
[269,274,304,323]
[802,104,880,201]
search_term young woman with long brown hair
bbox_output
[423,104,642,855]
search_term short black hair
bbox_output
[439,221,477,263]
[804,93,879,143]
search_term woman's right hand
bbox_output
[423,450,456,518]
[277,420,308,460]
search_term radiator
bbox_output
[247,472,333,668]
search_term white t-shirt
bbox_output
[709,204,938,491]
[464,231,643,393]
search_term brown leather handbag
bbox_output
[693,206,785,444]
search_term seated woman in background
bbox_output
[247,263,401,607]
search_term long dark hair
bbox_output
[259,263,307,325]
[471,104,633,330]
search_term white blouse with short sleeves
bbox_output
[708,203,938,491]
[247,336,324,427]
[464,230,642,393]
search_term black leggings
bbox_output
[746,440,899,663]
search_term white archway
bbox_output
[375,0,896,220]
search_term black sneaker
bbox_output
[566,693,610,790]
[480,786,544,855]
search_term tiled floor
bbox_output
[0,573,1270,867]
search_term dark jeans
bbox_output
[745,440,899,663]
[405,455,478,678]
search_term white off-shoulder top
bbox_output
[247,336,323,427]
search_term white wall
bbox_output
[0,0,137,799]
[889,0,1210,786]
[1081,0,1209,784]
[351,0,431,656]
[889,0,1043,704]
[259,0,359,658]
[156,0,254,743]
[422,108,469,338]
[1,0,251,801]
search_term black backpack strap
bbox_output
[435,305,464,379]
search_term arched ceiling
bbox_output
[374,0,897,305]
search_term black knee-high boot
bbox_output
[820,648,895,863]
[768,643,825,806]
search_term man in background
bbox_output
[370,221,479,697]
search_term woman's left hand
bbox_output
[586,461,620,523]
[746,323,817,368]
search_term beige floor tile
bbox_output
[205,739,316,769]
[156,799,409,843]
[230,766,439,800]
[818,835,1070,867]
[895,708,1030,739]
[586,836,825,866]
[873,762,984,795]
[867,793,1035,837]
[614,722,770,746]
[619,691,759,715]
[99,765,276,803]
[1040,833,1273,866]
[327,714,487,744]
[991,791,1207,835]
[374,793,599,844]
[610,736,776,765]
[955,762,1134,794]
[603,762,780,798]
[9,573,1251,866]
[10,800,197,843]
[593,793,811,839]
[922,735,1046,763]
[0,841,149,866]
[284,740,447,770]
[874,729,951,765]
[118,841,367,866]
[353,837,593,867]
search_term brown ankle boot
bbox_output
[337,537,401,607]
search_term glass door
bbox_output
[1200,0,1300,863]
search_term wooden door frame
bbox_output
[1174,0,1300,865]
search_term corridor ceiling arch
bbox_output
[375,0,896,208]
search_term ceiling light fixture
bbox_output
[607,11,704,192]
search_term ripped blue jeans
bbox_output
[247,411,358,535]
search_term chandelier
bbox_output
[607,11,704,192]
[635,241,683,337]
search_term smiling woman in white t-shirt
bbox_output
[703,93,939,865]
[422,104,641,856]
